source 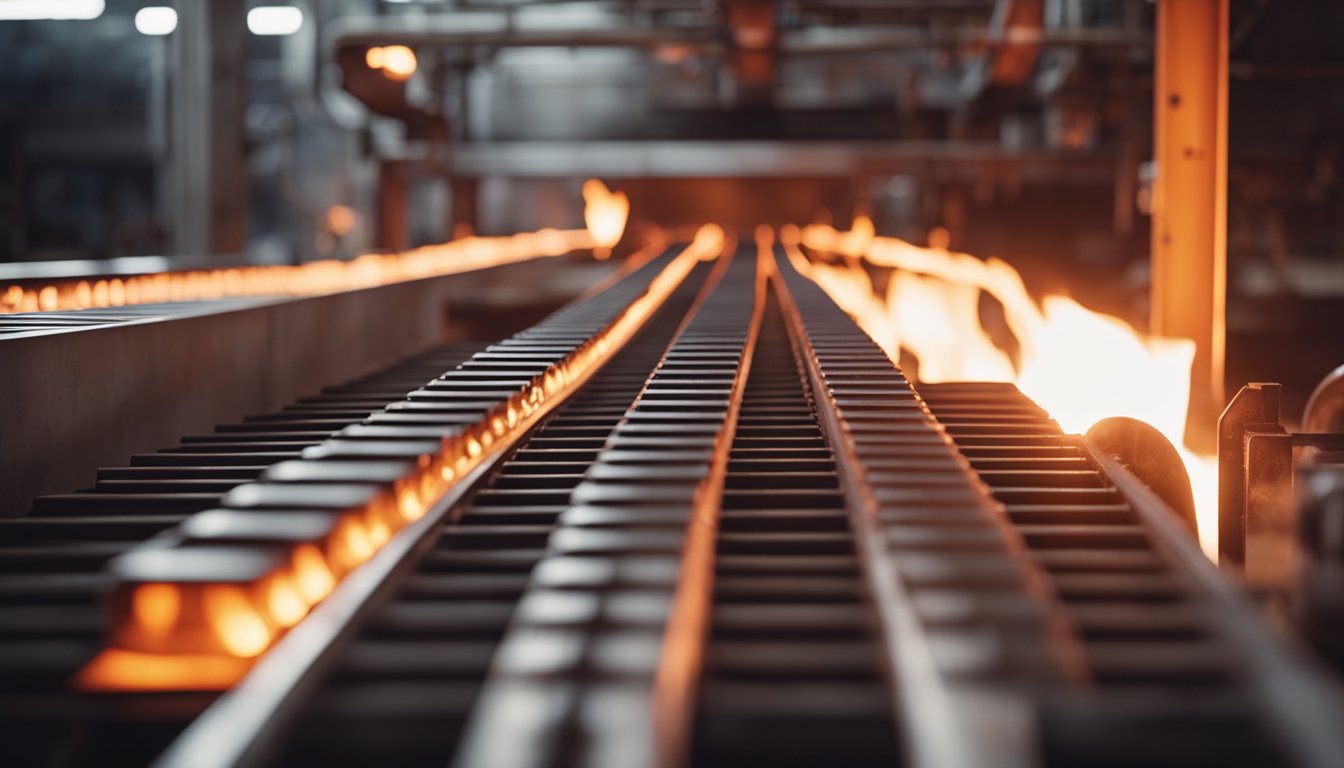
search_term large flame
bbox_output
[583,179,631,258]
[787,218,1219,559]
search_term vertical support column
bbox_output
[376,162,411,251]
[170,0,248,256]
[1151,0,1229,444]
[725,0,777,106]
[450,176,479,239]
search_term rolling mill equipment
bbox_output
[5,0,1344,767]
[3,236,1344,768]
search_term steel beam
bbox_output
[170,0,249,257]
[1150,0,1229,444]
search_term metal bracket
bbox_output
[1219,383,1281,566]
[1218,382,1344,582]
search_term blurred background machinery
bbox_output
[3,0,1343,417]
[5,2,1344,766]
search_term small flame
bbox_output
[583,179,630,258]
[788,218,1219,559]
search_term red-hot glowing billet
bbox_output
[5,179,634,315]
[79,226,724,691]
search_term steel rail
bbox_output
[1084,442,1344,768]
[451,242,764,768]
[769,242,1079,768]
[150,244,707,768]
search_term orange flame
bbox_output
[2,180,640,316]
[786,218,1219,559]
[583,179,631,258]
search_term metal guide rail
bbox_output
[258,259,715,768]
[4,239,1344,768]
[689,293,900,767]
[0,340,481,765]
[453,245,765,768]
[80,242,700,682]
[0,242,708,766]
[773,244,1344,768]
[772,245,1079,768]
[0,300,276,337]
[916,382,1344,768]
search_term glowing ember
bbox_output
[82,225,725,690]
[1,178,635,316]
[785,219,1220,559]
[583,179,631,258]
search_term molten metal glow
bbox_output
[203,586,272,658]
[583,179,631,258]
[292,545,335,604]
[75,649,252,692]
[787,219,1219,559]
[85,225,725,689]
[265,573,309,629]
[0,228,597,316]
[132,583,181,636]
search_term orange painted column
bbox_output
[1151,0,1229,446]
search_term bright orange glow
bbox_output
[365,46,385,69]
[583,179,631,258]
[340,518,374,567]
[379,45,417,81]
[265,573,309,628]
[132,583,181,636]
[0,228,595,315]
[203,586,273,658]
[788,220,1219,559]
[84,226,726,688]
[292,544,335,604]
[326,204,357,237]
[366,516,391,548]
[75,649,253,692]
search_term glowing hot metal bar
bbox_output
[0,231,587,315]
[78,226,723,691]
[1,177,634,315]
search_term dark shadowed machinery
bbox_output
[4,2,1344,768]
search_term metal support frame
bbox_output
[376,162,411,251]
[1219,382,1280,566]
[1242,425,1295,591]
[170,0,249,256]
[1219,383,1344,580]
[1151,0,1229,446]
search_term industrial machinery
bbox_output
[4,1,1344,767]
[2,233,1344,768]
